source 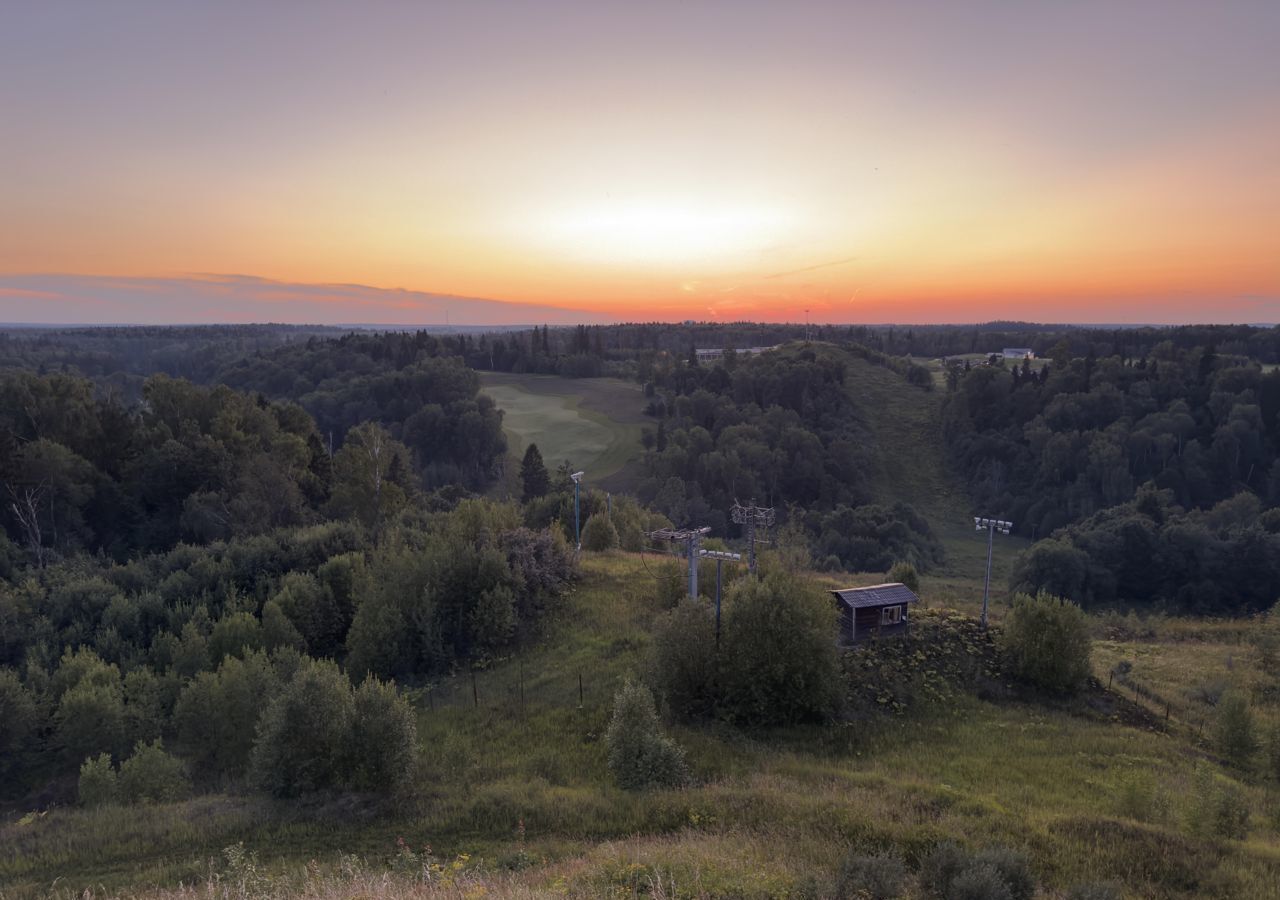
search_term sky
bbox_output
[1,1,1277,325]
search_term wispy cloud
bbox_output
[0,274,618,326]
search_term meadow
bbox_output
[4,551,1279,899]
[479,373,648,492]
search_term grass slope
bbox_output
[807,345,1028,609]
[5,554,1278,899]
[479,373,647,493]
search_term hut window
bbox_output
[881,606,903,625]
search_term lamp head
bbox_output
[570,471,584,484]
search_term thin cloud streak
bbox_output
[0,274,619,326]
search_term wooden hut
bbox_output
[831,582,919,645]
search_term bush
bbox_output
[605,680,688,790]
[887,561,920,593]
[970,848,1034,900]
[581,514,619,552]
[1186,766,1250,839]
[1000,591,1091,694]
[919,841,970,898]
[833,852,906,899]
[118,739,191,803]
[250,659,354,797]
[1214,692,1257,769]
[650,600,719,721]
[175,651,280,781]
[345,677,418,794]
[950,864,1013,900]
[919,844,1034,900]
[718,571,839,725]
[78,753,117,807]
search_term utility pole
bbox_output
[699,549,741,646]
[974,516,1012,628]
[731,499,775,574]
[570,471,585,551]
[647,526,712,598]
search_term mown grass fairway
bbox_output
[5,553,1279,899]
[480,373,647,491]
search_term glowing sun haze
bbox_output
[1,1,1277,325]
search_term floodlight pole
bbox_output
[700,549,741,647]
[974,516,1013,629]
[571,471,585,551]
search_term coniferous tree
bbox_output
[520,443,550,502]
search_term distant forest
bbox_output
[5,319,1280,614]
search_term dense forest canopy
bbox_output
[637,343,943,572]
[7,320,1280,611]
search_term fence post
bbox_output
[578,671,584,708]
[519,660,525,719]
[472,670,478,709]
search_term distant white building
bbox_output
[1000,348,1035,360]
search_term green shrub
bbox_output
[345,677,418,794]
[250,659,354,797]
[919,841,970,898]
[118,739,190,803]
[970,848,1034,900]
[78,753,118,807]
[1000,591,1091,694]
[1114,770,1167,823]
[649,599,719,721]
[833,852,906,899]
[581,514,619,552]
[949,864,1014,900]
[718,571,839,726]
[605,680,688,790]
[175,651,279,781]
[887,561,920,593]
[1214,692,1257,769]
[1186,766,1250,839]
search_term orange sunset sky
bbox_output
[1,1,1278,325]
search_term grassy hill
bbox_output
[479,372,649,495]
[789,344,1029,609]
[4,553,1278,899]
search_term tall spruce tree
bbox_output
[520,443,550,502]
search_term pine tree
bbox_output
[520,443,550,502]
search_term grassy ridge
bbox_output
[479,373,648,493]
[5,554,1279,898]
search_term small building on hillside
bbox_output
[1000,348,1035,360]
[831,582,919,645]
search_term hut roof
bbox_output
[830,583,920,609]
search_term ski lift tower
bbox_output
[731,499,775,573]
[646,526,712,598]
